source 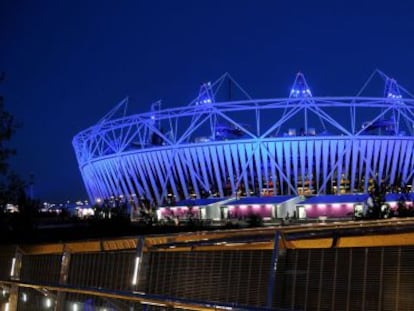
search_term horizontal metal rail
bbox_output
[0,280,289,311]
[10,218,414,256]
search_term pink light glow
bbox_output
[305,202,355,218]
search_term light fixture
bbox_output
[10,258,16,277]
[132,256,141,285]
[45,297,52,308]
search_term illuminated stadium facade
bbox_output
[73,71,414,205]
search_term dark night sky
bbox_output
[1,0,414,202]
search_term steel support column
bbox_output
[55,250,71,311]
[266,231,280,309]
[8,247,22,311]
[132,236,145,291]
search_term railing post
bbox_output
[8,247,22,311]
[132,236,145,291]
[55,248,71,311]
[266,231,280,309]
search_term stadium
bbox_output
[73,71,414,213]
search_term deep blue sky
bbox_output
[1,1,414,202]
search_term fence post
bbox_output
[55,247,71,311]
[8,247,22,311]
[132,236,145,291]
[266,231,280,309]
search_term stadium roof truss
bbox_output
[73,71,414,204]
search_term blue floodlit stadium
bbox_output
[73,71,414,206]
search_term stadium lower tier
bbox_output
[81,136,414,205]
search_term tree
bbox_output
[0,74,16,173]
[0,73,27,210]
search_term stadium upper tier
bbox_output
[73,71,414,205]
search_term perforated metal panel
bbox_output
[274,247,414,311]
[68,251,137,291]
[145,246,414,310]
[147,250,272,308]
[20,254,61,284]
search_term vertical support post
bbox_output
[7,286,18,311]
[55,249,71,311]
[266,231,280,309]
[8,247,22,311]
[132,237,145,291]
[9,249,22,281]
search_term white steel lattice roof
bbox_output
[73,71,414,204]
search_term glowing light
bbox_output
[72,303,79,311]
[197,82,214,106]
[142,301,167,307]
[132,256,141,285]
[200,98,212,104]
[215,306,233,310]
[289,73,312,98]
[45,297,52,308]
[385,78,402,100]
[10,257,16,277]
[22,292,27,302]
